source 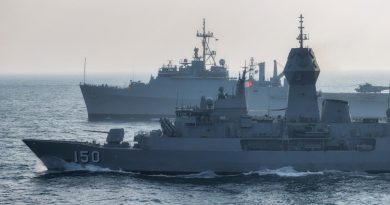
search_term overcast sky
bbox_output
[1,0,389,78]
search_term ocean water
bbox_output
[2,75,390,205]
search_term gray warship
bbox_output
[355,83,389,93]
[80,19,239,119]
[80,20,389,120]
[79,19,288,119]
[25,16,390,173]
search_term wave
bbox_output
[34,160,48,172]
[47,161,129,174]
[149,170,221,179]
[63,163,114,172]
[147,167,324,179]
[35,161,349,179]
[35,158,131,174]
[182,170,220,178]
[247,166,324,177]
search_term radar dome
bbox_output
[219,59,226,66]
[218,86,224,93]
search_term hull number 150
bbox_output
[74,151,100,163]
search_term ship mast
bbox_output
[297,14,308,48]
[248,57,257,79]
[196,19,217,69]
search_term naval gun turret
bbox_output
[284,15,320,122]
[83,128,129,147]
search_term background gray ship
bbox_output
[80,19,389,120]
[25,16,390,173]
[80,19,236,119]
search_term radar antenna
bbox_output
[248,57,258,80]
[241,60,248,70]
[241,60,248,80]
[196,18,217,69]
[297,14,309,48]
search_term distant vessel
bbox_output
[25,16,390,173]
[80,19,389,120]
[355,83,389,93]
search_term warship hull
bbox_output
[81,84,389,119]
[80,79,238,119]
[23,138,390,173]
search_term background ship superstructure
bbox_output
[80,20,389,120]
[80,19,238,119]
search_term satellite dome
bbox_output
[218,86,224,93]
[219,59,226,66]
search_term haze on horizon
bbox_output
[1,0,390,79]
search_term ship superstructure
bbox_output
[80,19,237,119]
[157,19,228,79]
[80,19,389,119]
[25,16,390,173]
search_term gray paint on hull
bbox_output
[81,84,389,119]
[23,139,390,173]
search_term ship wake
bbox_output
[247,166,324,177]
[146,167,325,179]
[35,160,127,174]
[63,162,114,172]
[35,161,340,179]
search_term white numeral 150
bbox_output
[74,151,100,163]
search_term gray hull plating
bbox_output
[80,79,237,118]
[23,138,390,173]
[81,84,389,119]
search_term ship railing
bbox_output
[135,131,149,136]
[81,83,122,89]
[352,117,387,123]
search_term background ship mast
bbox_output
[297,14,308,48]
[196,19,217,69]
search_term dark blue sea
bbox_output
[2,74,390,205]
